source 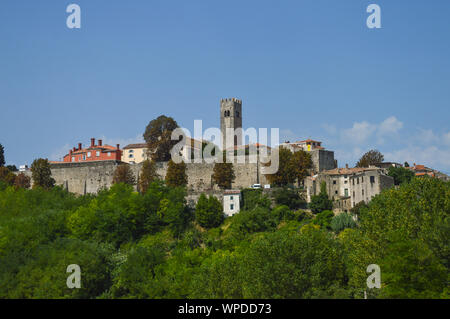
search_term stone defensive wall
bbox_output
[19,150,334,196]
[21,157,270,196]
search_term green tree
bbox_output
[241,188,271,211]
[31,158,55,189]
[313,210,334,229]
[6,165,17,172]
[229,206,276,236]
[309,182,333,214]
[143,115,179,162]
[271,205,294,222]
[212,162,235,189]
[291,150,313,183]
[264,148,312,186]
[273,187,306,210]
[0,144,5,167]
[165,160,187,187]
[356,149,384,168]
[195,194,224,229]
[404,161,410,167]
[387,166,415,185]
[237,228,348,298]
[0,167,16,186]
[112,164,136,185]
[342,178,449,298]
[350,200,368,217]
[331,212,356,234]
[263,147,295,186]
[138,160,159,193]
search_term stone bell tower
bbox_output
[220,98,242,150]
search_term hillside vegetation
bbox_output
[0,177,448,299]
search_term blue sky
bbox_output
[1,0,449,173]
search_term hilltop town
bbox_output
[9,98,449,216]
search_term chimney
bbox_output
[116,144,120,150]
[91,138,95,147]
[345,163,349,169]
[98,139,103,147]
[69,149,72,155]
[78,143,82,150]
[73,147,76,152]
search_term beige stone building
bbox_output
[122,143,148,164]
[223,190,241,216]
[122,137,206,164]
[305,165,394,213]
[280,139,324,152]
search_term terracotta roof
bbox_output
[224,190,241,195]
[322,167,378,175]
[70,145,118,155]
[225,143,272,151]
[296,139,322,144]
[123,143,147,150]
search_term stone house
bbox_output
[305,165,394,213]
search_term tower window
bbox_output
[236,111,240,117]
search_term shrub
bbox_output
[195,194,224,229]
[331,212,356,233]
[273,187,306,210]
[241,189,271,211]
[313,210,334,230]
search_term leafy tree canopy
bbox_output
[309,182,333,214]
[212,162,235,190]
[31,158,55,189]
[165,160,187,188]
[143,115,179,162]
[387,166,415,186]
[356,149,384,168]
[112,164,136,186]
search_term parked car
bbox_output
[250,184,262,189]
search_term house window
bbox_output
[361,176,364,183]
[370,176,375,183]
[87,152,91,158]
[362,189,364,196]
[108,152,111,157]
[129,154,134,158]
[357,178,359,184]
[96,151,100,157]
[230,196,233,200]
[335,190,338,195]
[344,180,348,184]
[71,156,75,162]
[230,204,234,210]
[333,180,336,185]
[83,155,86,161]
[344,189,349,197]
